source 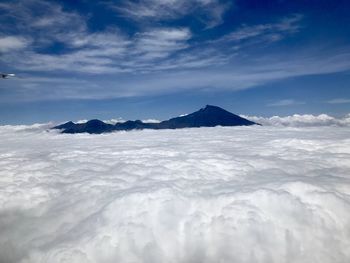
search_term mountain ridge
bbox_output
[53,105,259,134]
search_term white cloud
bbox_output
[0,122,53,132]
[1,0,348,81]
[267,99,305,107]
[76,119,88,124]
[242,113,350,127]
[0,36,30,52]
[327,98,350,104]
[134,28,192,59]
[1,1,350,102]
[217,14,303,44]
[0,0,130,73]
[2,47,350,102]
[0,125,350,262]
[103,118,126,124]
[142,119,161,123]
[0,0,86,43]
[1,5,195,74]
[111,0,230,27]
[0,0,228,74]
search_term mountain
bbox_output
[114,120,156,131]
[53,105,258,134]
[157,105,256,129]
[61,120,114,134]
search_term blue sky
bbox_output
[0,0,350,124]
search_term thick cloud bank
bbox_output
[1,125,350,263]
[242,113,350,127]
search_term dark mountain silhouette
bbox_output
[115,120,155,131]
[157,105,256,129]
[61,119,114,134]
[53,105,258,134]
[54,121,75,130]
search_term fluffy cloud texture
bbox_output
[242,113,350,127]
[1,125,350,263]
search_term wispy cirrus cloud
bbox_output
[2,27,194,74]
[134,28,192,60]
[267,99,305,107]
[0,2,305,76]
[3,48,350,103]
[0,0,86,45]
[0,1,306,76]
[326,98,350,104]
[1,0,211,73]
[108,0,231,28]
[215,14,303,45]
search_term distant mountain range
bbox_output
[53,105,259,134]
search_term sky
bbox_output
[0,0,350,124]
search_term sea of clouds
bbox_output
[1,122,350,263]
[241,113,350,127]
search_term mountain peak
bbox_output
[202,105,227,112]
[204,104,218,109]
[54,121,75,130]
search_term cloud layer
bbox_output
[242,113,350,127]
[1,125,350,262]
